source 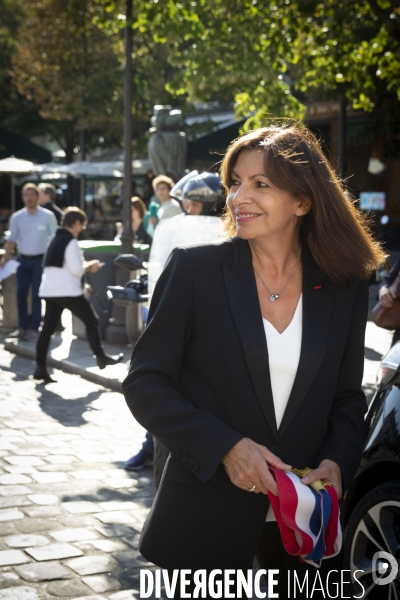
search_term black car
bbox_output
[344,342,400,598]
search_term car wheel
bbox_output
[344,480,400,599]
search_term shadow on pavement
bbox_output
[365,346,383,361]
[35,386,104,427]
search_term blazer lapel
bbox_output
[222,238,279,441]
[278,250,334,435]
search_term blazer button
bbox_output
[193,462,199,471]
[182,454,188,463]
[270,445,281,456]
[176,451,182,459]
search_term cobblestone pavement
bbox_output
[0,345,155,600]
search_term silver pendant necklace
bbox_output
[253,248,302,302]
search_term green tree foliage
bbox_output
[11,0,123,161]
[0,0,46,138]
[10,0,184,158]
[101,0,399,149]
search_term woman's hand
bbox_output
[222,437,291,495]
[85,260,101,273]
[301,459,343,499]
[379,285,396,308]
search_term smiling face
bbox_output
[226,149,311,242]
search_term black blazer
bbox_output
[122,236,369,569]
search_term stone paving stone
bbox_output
[94,524,136,538]
[25,543,83,561]
[46,448,78,455]
[15,560,73,582]
[97,501,139,512]
[3,466,38,475]
[74,454,112,463]
[0,570,21,588]
[30,472,67,484]
[27,482,71,494]
[105,479,139,490]
[4,456,45,467]
[0,550,31,566]
[0,586,40,600]
[23,506,63,519]
[0,441,17,451]
[122,534,140,550]
[61,501,100,514]
[45,579,93,597]
[69,596,105,600]
[0,524,19,537]
[50,528,99,543]
[4,534,50,548]
[0,474,32,485]
[36,464,76,473]
[0,497,31,510]
[0,509,25,522]
[109,592,139,600]
[60,515,99,528]
[70,471,105,480]
[129,521,143,533]
[65,555,119,576]
[82,575,122,593]
[15,518,63,534]
[27,494,59,505]
[137,476,153,486]
[93,512,136,525]
[44,455,75,464]
[77,539,131,553]
[113,550,153,569]
[11,449,48,457]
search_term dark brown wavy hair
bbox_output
[220,125,386,283]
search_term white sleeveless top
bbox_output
[263,295,302,521]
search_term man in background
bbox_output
[1,183,57,340]
[38,183,64,224]
[143,175,182,237]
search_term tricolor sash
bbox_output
[267,467,342,567]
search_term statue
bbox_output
[148,105,187,181]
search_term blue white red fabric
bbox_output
[267,467,342,567]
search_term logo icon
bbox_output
[372,551,399,586]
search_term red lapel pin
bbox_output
[314,285,322,290]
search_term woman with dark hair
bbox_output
[131,196,152,245]
[34,207,123,383]
[123,125,385,598]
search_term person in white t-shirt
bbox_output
[35,207,123,382]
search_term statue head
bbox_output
[150,105,184,132]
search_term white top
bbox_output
[157,199,182,221]
[264,294,302,521]
[39,238,85,298]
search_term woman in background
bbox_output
[131,197,152,245]
[35,207,123,382]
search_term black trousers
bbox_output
[171,522,347,599]
[36,295,104,366]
